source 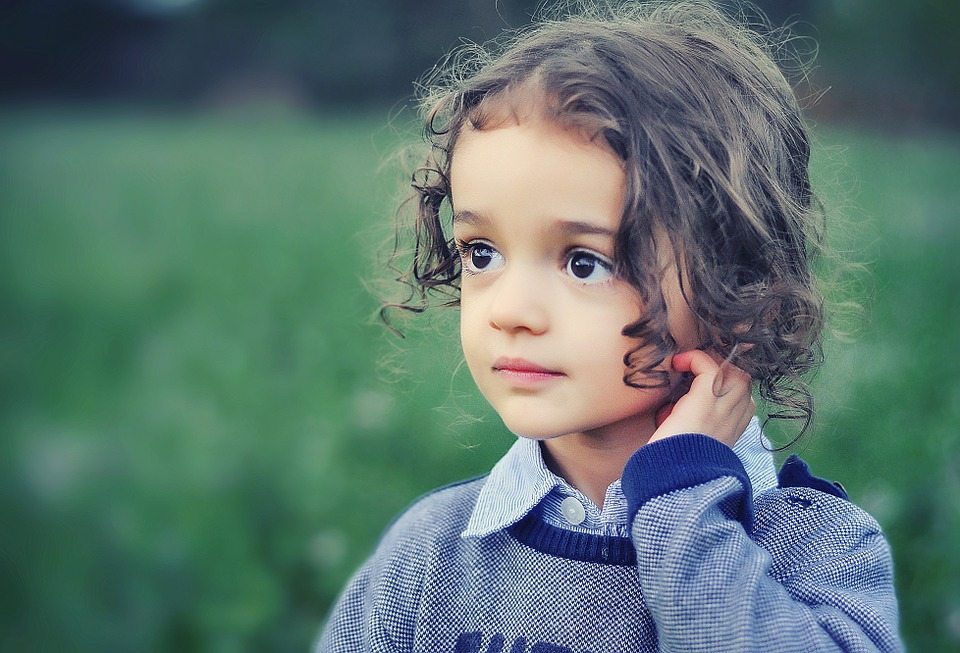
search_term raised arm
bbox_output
[623,433,902,652]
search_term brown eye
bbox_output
[566,250,613,284]
[458,241,504,274]
[471,245,497,269]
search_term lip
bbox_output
[492,357,565,384]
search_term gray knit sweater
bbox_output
[318,434,902,652]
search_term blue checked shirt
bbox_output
[318,422,903,652]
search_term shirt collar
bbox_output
[733,416,779,496]
[461,416,778,539]
[461,436,555,538]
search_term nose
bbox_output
[488,265,549,335]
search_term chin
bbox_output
[498,408,655,443]
[497,416,556,440]
[499,416,593,441]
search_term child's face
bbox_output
[450,117,698,444]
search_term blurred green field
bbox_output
[1,108,957,652]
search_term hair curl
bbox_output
[384,0,826,441]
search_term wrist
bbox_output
[622,434,754,526]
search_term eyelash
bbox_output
[453,239,614,284]
[453,239,492,276]
[566,249,614,284]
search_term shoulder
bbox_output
[752,458,893,580]
[754,484,883,545]
[318,477,488,651]
[374,475,487,558]
[755,455,883,540]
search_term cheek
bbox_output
[458,301,484,365]
[587,299,672,387]
[574,307,636,374]
[458,309,472,355]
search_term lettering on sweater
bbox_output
[454,632,592,653]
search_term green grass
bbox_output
[1,107,957,651]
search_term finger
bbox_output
[713,364,752,399]
[712,343,743,398]
[670,349,720,376]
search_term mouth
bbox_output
[492,357,565,384]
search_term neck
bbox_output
[540,424,653,509]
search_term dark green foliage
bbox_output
[2,1,958,126]
[0,109,957,651]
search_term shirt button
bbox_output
[560,496,586,526]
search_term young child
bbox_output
[319,2,902,651]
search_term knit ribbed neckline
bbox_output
[507,511,636,566]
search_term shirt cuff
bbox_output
[622,433,754,527]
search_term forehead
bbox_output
[449,118,626,233]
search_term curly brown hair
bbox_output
[385,0,826,439]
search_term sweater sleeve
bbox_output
[622,434,903,653]
[315,561,405,653]
[315,478,485,653]
[315,502,429,653]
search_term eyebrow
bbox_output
[452,210,616,238]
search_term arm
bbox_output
[626,350,902,652]
[315,562,403,653]
[316,498,435,653]
[315,479,481,653]
[624,435,901,652]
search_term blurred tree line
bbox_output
[2,0,958,127]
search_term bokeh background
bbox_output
[2,1,958,651]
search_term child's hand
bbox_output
[649,350,754,448]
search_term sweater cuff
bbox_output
[622,433,754,527]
